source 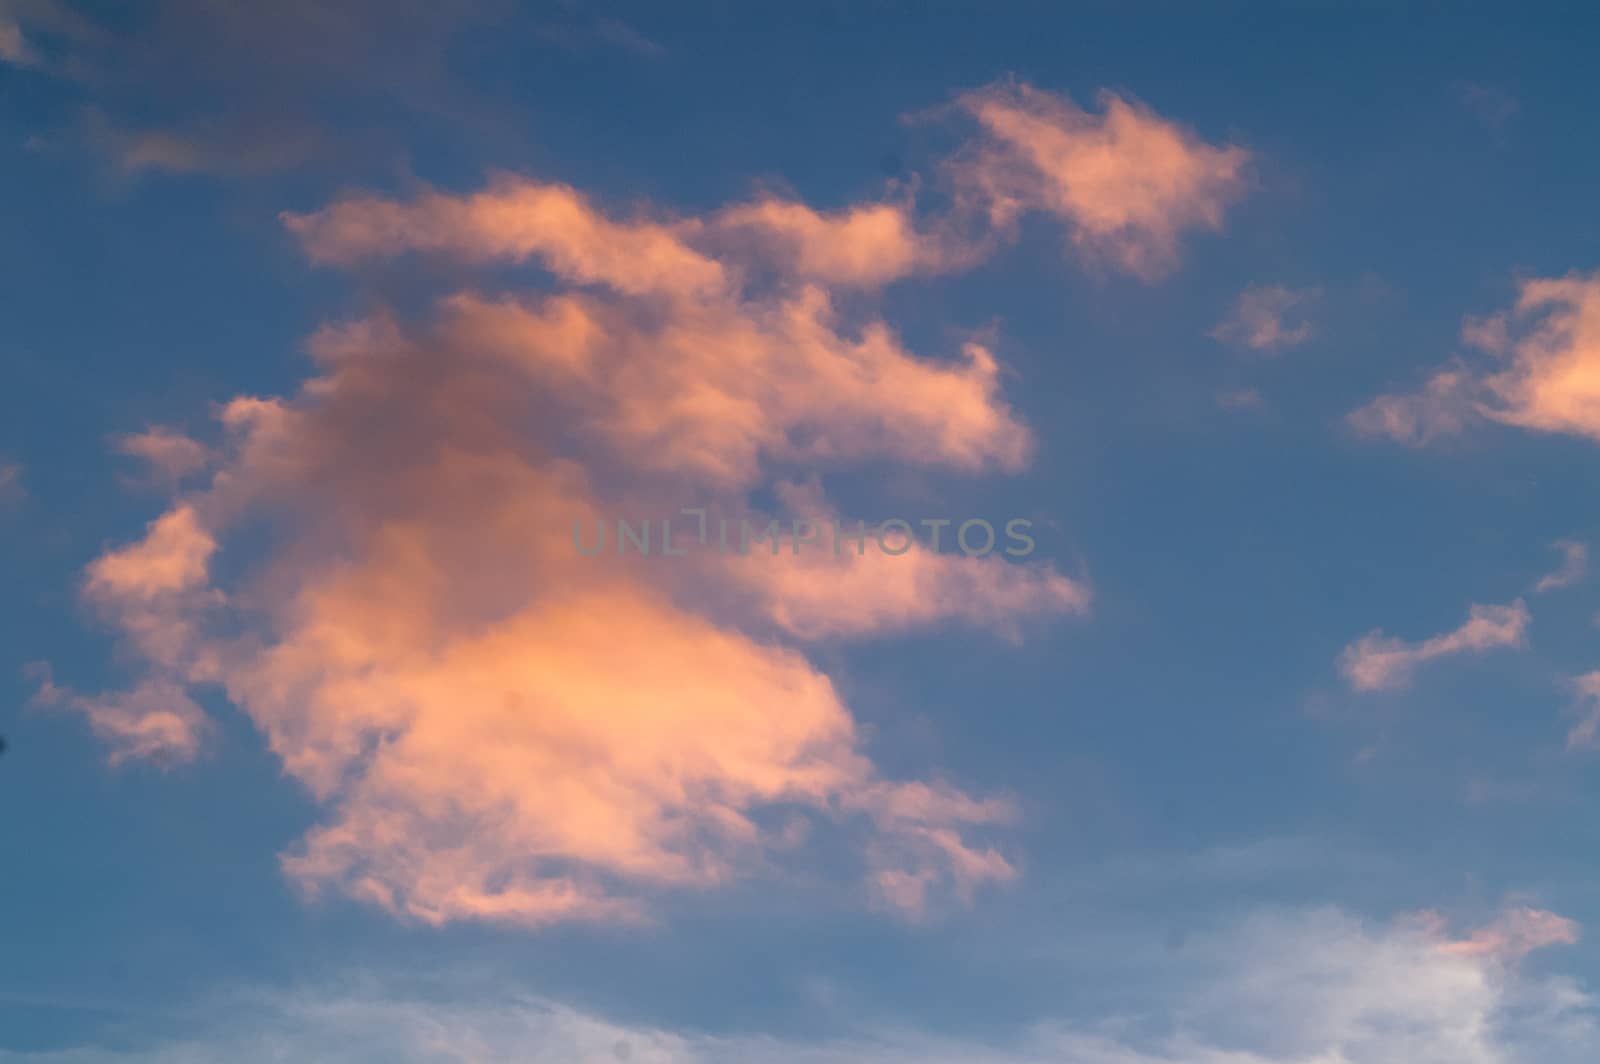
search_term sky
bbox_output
[4,2,1600,1062]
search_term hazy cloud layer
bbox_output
[9,905,1588,1064]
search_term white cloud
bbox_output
[10,906,1590,1064]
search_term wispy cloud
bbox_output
[115,426,212,486]
[1210,283,1318,352]
[8,904,1588,1063]
[1535,539,1588,593]
[949,82,1250,280]
[1340,600,1530,692]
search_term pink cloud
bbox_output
[1352,271,1600,447]
[1434,906,1581,962]
[54,150,1094,927]
[1340,600,1529,692]
[117,426,212,484]
[952,82,1250,279]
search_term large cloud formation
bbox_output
[45,83,1248,928]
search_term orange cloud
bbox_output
[57,157,1087,926]
[709,198,972,287]
[1340,600,1529,692]
[952,82,1249,279]
[284,176,729,298]
[1434,906,1580,962]
[713,481,1089,641]
[1352,271,1600,447]
[84,504,216,601]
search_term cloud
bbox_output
[1347,365,1479,445]
[1352,272,1600,447]
[1434,906,1581,961]
[1210,284,1317,352]
[52,159,1087,927]
[711,480,1090,642]
[1340,600,1530,692]
[11,905,1592,1063]
[709,198,976,287]
[29,666,208,766]
[950,82,1250,280]
[116,426,212,484]
[284,181,1034,488]
[1535,539,1588,593]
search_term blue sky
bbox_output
[5,4,1600,1062]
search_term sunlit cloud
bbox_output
[1340,600,1530,692]
[51,138,1094,926]
[1352,271,1600,447]
[951,82,1250,280]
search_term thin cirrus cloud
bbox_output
[1340,599,1530,692]
[1350,270,1600,446]
[1535,539,1588,593]
[33,83,1251,928]
[8,904,1588,1063]
[1210,283,1318,352]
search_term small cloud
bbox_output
[951,82,1251,281]
[1340,599,1530,692]
[116,426,212,487]
[1535,539,1587,593]
[1457,82,1519,133]
[1210,283,1318,352]
[1347,365,1480,446]
[27,663,208,766]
